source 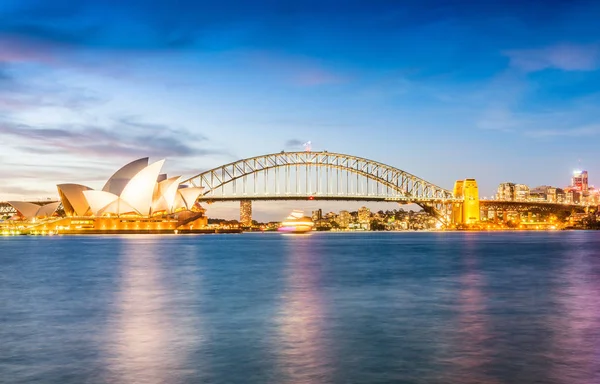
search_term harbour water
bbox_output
[1,232,600,383]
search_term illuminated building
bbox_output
[358,207,370,223]
[496,182,515,201]
[338,210,351,228]
[358,206,371,230]
[312,209,322,221]
[546,187,557,203]
[6,201,61,221]
[514,184,530,201]
[572,170,588,192]
[566,190,581,204]
[240,200,252,227]
[6,158,209,234]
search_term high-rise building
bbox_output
[312,209,322,221]
[338,210,351,228]
[358,206,370,223]
[240,200,252,227]
[572,170,588,192]
[497,182,516,201]
[514,184,530,201]
[546,187,557,203]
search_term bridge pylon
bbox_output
[451,179,480,226]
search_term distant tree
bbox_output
[370,220,386,231]
[330,221,340,229]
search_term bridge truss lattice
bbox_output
[181,151,459,222]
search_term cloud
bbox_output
[0,36,60,64]
[525,124,600,138]
[285,139,305,148]
[505,43,600,72]
[0,117,228,159]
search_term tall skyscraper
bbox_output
[312,209,322,221]
[572,170,588,192]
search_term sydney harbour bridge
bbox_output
[179,151,587,225]
[0,150,589,226]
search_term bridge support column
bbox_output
[240,200,252,227]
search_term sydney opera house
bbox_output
[4,158,211,234]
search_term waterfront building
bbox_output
[240,200,252,227]
[514,184,530,201]
[6,158,209,234]
[312,209,323,221]
[546,187,557,203]
[338,210,351,228]
[496,182,516,201]
[565,190,581,204]
[358,207,370,223]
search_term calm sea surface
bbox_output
[1,232,600,384]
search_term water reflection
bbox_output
[549,246,600,384]
[442,245,498,384]
[275,238,332,383]
[103,238,202,383]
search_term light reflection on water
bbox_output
[104,240,185,383]
[276,237,332,383]
[1,232,600,383]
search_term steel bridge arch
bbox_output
[181,151,455,204]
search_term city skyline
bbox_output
[2,0,600,221]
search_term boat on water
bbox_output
[278,210,314,234]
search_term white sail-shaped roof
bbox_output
[7,201,61,220]
[98,198,140,216]
[7,201,42,220]
[172,192,186,211]
[102,157,149,196]
[177,187,204,210]
[152,176,182,214]
[83,190,119,216]
[36,202,61,218]
[120,159,165,216]
[57,184,92,216]
[54,157,202,219]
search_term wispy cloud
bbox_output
[505,43,600,72]
[0,117,227,159]
[525,124,600,138]
[284,139,305,149]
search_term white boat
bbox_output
[278,210,314,234]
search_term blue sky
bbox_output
[1,0,600,219]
